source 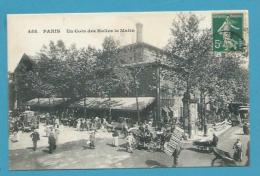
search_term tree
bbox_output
[35,40,69,99]
[209,54,249,116]
[166,14,249,137]
[95,36,133,97]
[166,14,212,137]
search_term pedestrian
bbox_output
[54,128,60,145]
[30,129,40,151]
[80,119,84,131]
[86,119,90,131]
[245,141,249,166]
[211,133,219,147]
[160,128,167,151]
[112,130,119,149]
[54,118,60,128]
[103,118,108,129]
[83,119,87,131]
[233,138,243,162]
[48,131,56,154]
[76,119,81,131]
[89,130,96,149]
[172,141,182,167]
[144,125,152,149]
[11,123,20,142]
[123,123,129,137]
[126,132,135,153]
[44,125,50,137]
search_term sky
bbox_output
[7,11,247,72]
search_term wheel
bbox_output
[211,157,224,167]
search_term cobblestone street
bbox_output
[9,124,249,170]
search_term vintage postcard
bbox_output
[7,11,249,170]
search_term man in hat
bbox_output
[30,129,40,151]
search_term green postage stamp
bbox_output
[212,13,244,52]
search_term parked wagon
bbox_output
[193,139,214,152]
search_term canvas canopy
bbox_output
[69,97,155,111]
[26,98,70,107]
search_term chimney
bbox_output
[136,23,143,43]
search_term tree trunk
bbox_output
[156,65,161,129]
[182,84,191,138]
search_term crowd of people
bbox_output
[9,109,249,167]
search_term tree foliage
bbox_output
[165,13,249,120]
[17,37,134,102]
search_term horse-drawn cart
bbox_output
[212,147,237,166]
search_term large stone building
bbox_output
[117,23,184,117]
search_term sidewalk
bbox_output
[183,122,232,143]
[9,123,112,150]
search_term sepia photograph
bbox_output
[7,11,249,170]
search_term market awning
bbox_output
[69,97,155,111]
[26,98,70,107]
